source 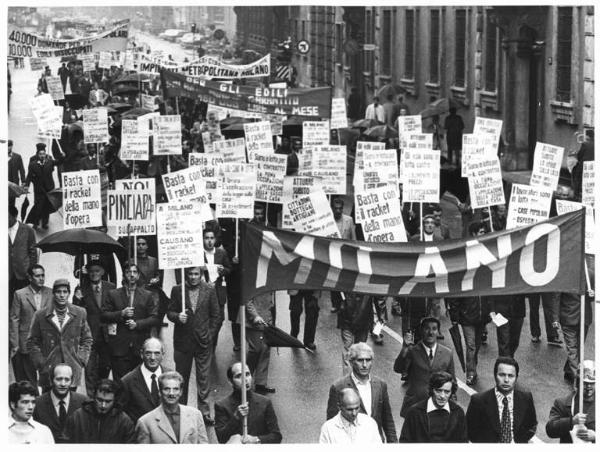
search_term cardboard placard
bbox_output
[156,202,205,269]
[62,170,103,229]
[473,117,503,149]
[281,175,323,229]
[251,151,288,203]
[217,169,257,218]
[153,115,182,156]
[397,115,422,148]
[244,121,273,160]
[506,183,553,229]
[353,141,386,187]
[83,108,110,144]
[162,166,207,204]
[108,178,156,236]
[530,142,565,190]
[362,148,398,190]
[402,149,440,203]
[302,121,330,149]
[330,98,348,129]
[46,76,64,101]
[189,153,224,203]
[120,119,149,160]
[213,138,247,163]
[466,157,506,208]
[311,145,347,195]
[355,184,408,243]
[287,191,340,238]
[582,161,595,208]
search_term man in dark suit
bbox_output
[8,139,26,211]
[101,263,159,379]
[201,228,231,349]
[326,342,397,442]
[32,363,87,443]
[466,356,537,443]
[73,259,116,397]
[24,143,56,229]
[120,337,169,423]
[167,266,220,425]
[8,205,38,306]
[214,362,282,444]
[394,317,455,417]
[9,264,52,387]
[490,294,526,358]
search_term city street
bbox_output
[7,32,595,443]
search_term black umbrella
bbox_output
[106,102,134,113]
[121,107,153,119]
[36,228,126,260]
[219,116,247,126]
[46,188,63,213]
[352,118,380,129]
[448,323,466,374]
[113,73,151,85]
[263,325,314,352]
[112,85,140,96]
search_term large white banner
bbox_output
[506,183,553,229]
[62,170,103,229]
[402,149,440,203]
[355,184,408,243]
[530,142,564,190]
[108,178,156,236]
[466,157,505,209]
[153,115,182,156]
[156,202,205,269]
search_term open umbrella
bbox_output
[363,124,398,140]
[121,108,153,119]
[106,102,134,113]
[46,188,63,213]
[219,116,247,127]
[263,325,314,352]
[113,73,152,85]
[352,118,380,129]
[36,228,126,260]
[112,85,140,96]
[419,98,460,119]
[448,323,466,373]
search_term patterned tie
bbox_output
[150,374,159,406]
[500,396,512,443]
[94,284,102,307]
[58,400,67,427]
[428,348,434,363]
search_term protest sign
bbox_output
[62,170,103,229]
[397,115,422,148]
[140,94,158,111]
[177,54,271,79]
[213,138,247,163]
[555,200,596,255]
[530,142,564,190]
[506,183,553,229]
[153,115,182,155]
[353,141,386,187]
[287,191,340,238]
[30,93,55,122]
[189,153,224,203]
[466,157,505,209]
[162,166,207,204]
[461,133,496,177]
[402,149,440,203]
[36,106,63,139]
[303,121,330,149]
[473,117,503,149]
[269,116,283,136]
[202,132,214,153]
[29,57,46,71]
[45,76,64,101]
[156,202,205,269]
[120,119,149,160]
[108,178,156,236]
[355,184,408,243]
[281,176,323,229]
[251,151,288,203]
[582,161,594,208]
[405,133,433,149]
[330,98,348,129]
[244,121,272,159]
[362,148,398,189]
[98,51,113,69]
[80,54,96,72]
[83,108,109,144]
[217,170,257,218]
[311,145,347,194]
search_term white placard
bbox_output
[156,202,205,269]
[397,115,422,149]
[555,200,596,255]
[473,117,503,149]
[189,153,224,203]
[530,142,564,190]
[251,151,288,203]
[330,98,348,129]
[81,54,96,72]
[506,183,553,230]
[311,145,347,195]
[355,184,408,242]
[302,121,330,149]
[217,170,257,218]
[281,176,323,229]
[29,57,46,71]
[46,76,64,101]
[120,119,149,160]
[108,178,156,236]
[405,133,433,150]
[582,161,594,208]
[37,106,63,139]
[461,133,496,177]
[287,191,340,238]
[402,149,440,203]
[98,51,113,69]
[466,157,506,209]
[140,94,158,111]
[213,138,247,163]
[353,141,386,187]
[162,166,207,204]
[83,108,109,144]
[153,115,182,155]
[362,148,398,189]
[62,170,103,229]
[244,121,273,159]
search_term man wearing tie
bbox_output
[466,356,538,442]
[73,259,116,397]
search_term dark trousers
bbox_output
[462,324,484,378]
[85,342,111,397]
[331,291,343,310]
[174,346,212,415]
[246,328,270,386]
[212,303,225,350]
[12,352,38,390]
[27,194,51,226]
[231,322,241,347]
[289,290,319,345]
[110,349,141,381]
[496,318,524,358]
[528,293,559,340]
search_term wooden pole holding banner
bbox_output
[488,206,494,232]
[420,203,423,241]
[96,143,100,166]
[127,224,131,264]
[240,303,248,437]
[133,234,137,265]
[578,293,585,418]
[181,268,186,314]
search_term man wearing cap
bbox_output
[27,279,93,392]
[546,360,596,443]
[73,259,116,397]
[24,142,57,229]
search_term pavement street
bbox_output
[6,34,595,444]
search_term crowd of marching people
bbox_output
[7,37,597,444]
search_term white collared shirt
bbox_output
[29,286,42,310]
[8,415,55,444]
[204,247,216,265]
[9,221,19,244]
[319,412,382,444]
[422,342,437,360]
[50,391,71,417]
[423,232,434,242]
[495,388,515,442]
[51,309,71,331]
[351,373,372,416]
[140,364,162,394]
[426,397,450,413]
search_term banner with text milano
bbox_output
[240,210,585,302]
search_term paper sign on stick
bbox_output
[62,170,103,229]
[189,153,224,203]
[217,169,257,218]
[83,108,110,144]
[355,184,407,242]
[153,115,182,155]
[244,121,273,160]
[302,121,330,149]
[311,145,347,195]
[466,157,505,209]
[287,191,340,238]
[530,142,564,190]
[251,151,288,203]
[330,98,348,129]
[506,183,553,229]
[582,161,594,208]
[108,178,156,236]
[162,166,207,204]
[120,119,149,160]
[156,203,204,269]
[281,176,323,229]
[402,149,440,203]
